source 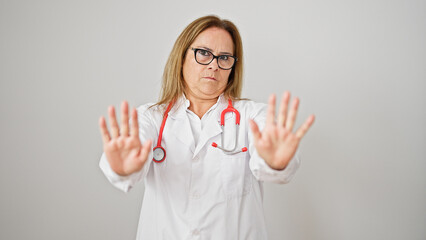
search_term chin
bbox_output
[198,89,221,98]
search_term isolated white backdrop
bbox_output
[0,0,425,239]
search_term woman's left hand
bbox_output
[249,92,315,170]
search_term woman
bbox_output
[99,15,315,240]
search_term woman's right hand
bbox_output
[98,101,152,176]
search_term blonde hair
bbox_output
[154,15,244,107]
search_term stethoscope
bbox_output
[152,99,247,163]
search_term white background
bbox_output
[0,0,425,239]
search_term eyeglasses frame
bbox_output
[190,47,238,70]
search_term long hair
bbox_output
[154,15,244,107]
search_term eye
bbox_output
[198,49,210,56]
[219,55,230,61]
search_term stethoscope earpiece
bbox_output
[212,142,248,154]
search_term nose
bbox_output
[208,57,219,71]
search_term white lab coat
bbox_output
[100,94,300,240]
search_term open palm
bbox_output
[249,92,315,170]
[99,101,152,176]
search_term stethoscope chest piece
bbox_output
[153,146,166,163]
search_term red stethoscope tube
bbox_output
[152,101,174,163]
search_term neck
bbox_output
[185,94,219,119]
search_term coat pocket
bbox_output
[220,152,252,198]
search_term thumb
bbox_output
[249,119,262,143]
[137,139,152,164]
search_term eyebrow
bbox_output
[196,46,233,55]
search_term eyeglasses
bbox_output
[190,48,237,70]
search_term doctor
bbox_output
[99,15,315,240]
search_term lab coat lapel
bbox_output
[168,99,195,154]
[193,97,227,157]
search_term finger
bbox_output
[285,97,299,131]
[249,119,262,142]
[138,139,152,163]
[266,94,276,126]
[120,101,130,137]
[108,106,120,138]
[98,116,111,144]
[295,114,315,139]
[130,108,139,137]
[277,91,290,127]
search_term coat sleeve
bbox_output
[99,104,157,192]
[247,102,301,184]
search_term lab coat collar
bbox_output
[167,96,186,120]
[167,94,228,157]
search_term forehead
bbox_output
[192,27,234,54]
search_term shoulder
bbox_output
[137,102,159,113]
[234,99,267,119]
[136,102,166,123]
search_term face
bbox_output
[182,27,234,101]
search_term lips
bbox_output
[203,76,217,81]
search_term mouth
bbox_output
[203,76,217,81]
